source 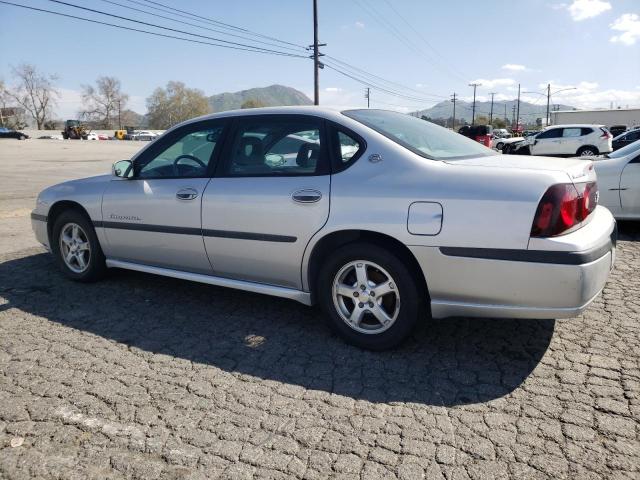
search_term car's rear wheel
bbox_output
[52,210,106,282]
[496,142,504,150]
[317,242,423,350]
[19,135,26,140]
[577,146,598,156]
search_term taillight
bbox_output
[531,182,598,237]
[600,128,612,139]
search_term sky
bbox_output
[1,0,639,118]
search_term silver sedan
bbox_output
[32,107,616,349]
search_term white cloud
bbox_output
[325,87,342,92]
[550,3,568,10]
[501,64,527,71]
[355,21,365,28]
[610,14,640,45]
[468,78,516,89]
[567,0,611,21]
[415,83,428,88]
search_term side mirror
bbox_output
[112,159,133,178]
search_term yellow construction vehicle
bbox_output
[61,120,88,140]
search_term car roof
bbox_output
[180,105,348,126]
[545,124,604,129]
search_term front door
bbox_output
[620,154,640,217]
[202,115,331,289]
[101,120,226,273]
[531,127,563,155]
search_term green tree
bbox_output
[241,99,266,109]
[491,117,507,128]
[146,81,211,129]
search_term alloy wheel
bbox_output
[59,222,91,273]
[332,260,401,334]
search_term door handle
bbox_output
[292,189,322,203]
[176,188,199,200]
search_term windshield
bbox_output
[343,109,496,160]
[608,139,640,158]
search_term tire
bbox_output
[502,144,512,155]
[19,135,26,140]
[577,146,598,156]
[317,242,424,350]
[51,210,106,282]
[496,142,504,150]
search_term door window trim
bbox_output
[131,119,230,180]
[327,121,367,174]
[213,114,331,178]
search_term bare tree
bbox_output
[80,76,129,129]
[146,81,210,129]
[6,64,58,129]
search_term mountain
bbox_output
[209,84,312,112]
[414,100,575,124]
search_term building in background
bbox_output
[551,108,640,129]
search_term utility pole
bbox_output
[504,103,507,123]
[468,83,481,125]
[309,0,326,105]
[545,83,551,127]
[365,87,370,108]
[117,99,122,130]
[450,92,457,129]
[516,83,521,132]
[489,92,496,125]
[512,104,516,130]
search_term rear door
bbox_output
[201,114,331,289]
[531,127,563,155]
[620,153,640,217]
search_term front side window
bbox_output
[343,109,495,160]
[222,117,325,176]
[537,128,563,139]
[136,125,223,178]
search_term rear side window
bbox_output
[221,116,327,177]
[581,128,594,136]
[537,128,562,139]
[563,128,582,138]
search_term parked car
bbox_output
[97,133,110,140]
[0,127,29,140]
[458,124,493,147]
[86,132,99,140]
[507,124,612,157]
[612,129,640,151]
[493,128,511,138]
[492,136,523,151]
[31,107,616,350]
[608,125,628,138]
[130,130,159,141]
[581,139,640,220]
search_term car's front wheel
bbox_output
[52,210,106,282]
[317,242,424,350]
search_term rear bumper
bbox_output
[410,208,616,320]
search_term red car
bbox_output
[458,125,493,148]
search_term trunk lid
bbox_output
[445,155,596,183]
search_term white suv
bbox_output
[527,124,612,157]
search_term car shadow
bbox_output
[618,220,640,242]
[0,251,555,407]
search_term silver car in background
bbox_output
[32,107,616,349]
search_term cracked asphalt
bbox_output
[0,140,639,479]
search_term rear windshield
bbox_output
[342,109,496,160]
[608,138,640,158]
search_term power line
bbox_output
[380,0,468,82]
[0,1,306,57]
[323,63,447,103]
[129,0,306,49]
[96,0,305,53]
[46,0,306,57]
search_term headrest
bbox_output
[296,143,320,168]
[235,136,263,165]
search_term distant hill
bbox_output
[414,100,575,124]
[209,84,312,112]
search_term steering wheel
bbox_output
[173,154,206,175]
